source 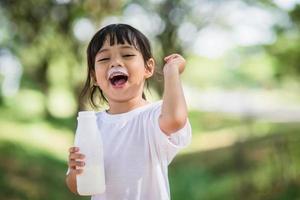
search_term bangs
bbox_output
[89,24,140,57]
[107,28,139,48]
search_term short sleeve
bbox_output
[148,102,192,164]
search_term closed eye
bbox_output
[123,54,135,58]
[97,58,110,62]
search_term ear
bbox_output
[145,58,155,79]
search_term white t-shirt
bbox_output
[73,101,192,200]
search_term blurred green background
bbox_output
[1,0,300,199]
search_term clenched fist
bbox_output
[163,53,186,74]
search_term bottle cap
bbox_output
[77,111,97,118]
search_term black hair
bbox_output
[79,23,153,109]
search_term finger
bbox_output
[68,160,77,168]
[69,160,85,168]
[69,167,84,175]
[68,162,75,169]
[69,153,85,160]
[71,161,85,167]
[164,54,176,61]
[165,53,180,59]
[164,54,180,62]
[69,147,79,153]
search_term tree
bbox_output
[0,0,123,116]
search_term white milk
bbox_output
[74,111,105,195]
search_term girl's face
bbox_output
[93,38,154,103]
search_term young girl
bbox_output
[66,23,192,200]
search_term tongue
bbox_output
[114,79,126,86]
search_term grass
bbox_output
[169,131,300,200]
[0,141,89,200]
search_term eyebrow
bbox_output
[120,45,134,50]
[97,45,135,54]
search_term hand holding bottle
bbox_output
[68,146,86,175]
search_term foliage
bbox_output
[170,130,300,200]
[1,0,300,199]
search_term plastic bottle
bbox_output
[74,111,106,195]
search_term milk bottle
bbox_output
[74,111,105,195]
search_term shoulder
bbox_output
[145,100,162,111]
[139,100,162,117]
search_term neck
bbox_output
[107,96,148,114]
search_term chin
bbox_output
[103,84,145,103]
[108,92,143,103]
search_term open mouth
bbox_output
[109,73,128,87]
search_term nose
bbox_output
[109,55,124,68]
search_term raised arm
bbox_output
[159,54,188,136]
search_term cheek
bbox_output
[94,68,107,84]
[135,67,148,79]
[129,61,148,79]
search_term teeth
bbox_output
[107,66,129,80]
